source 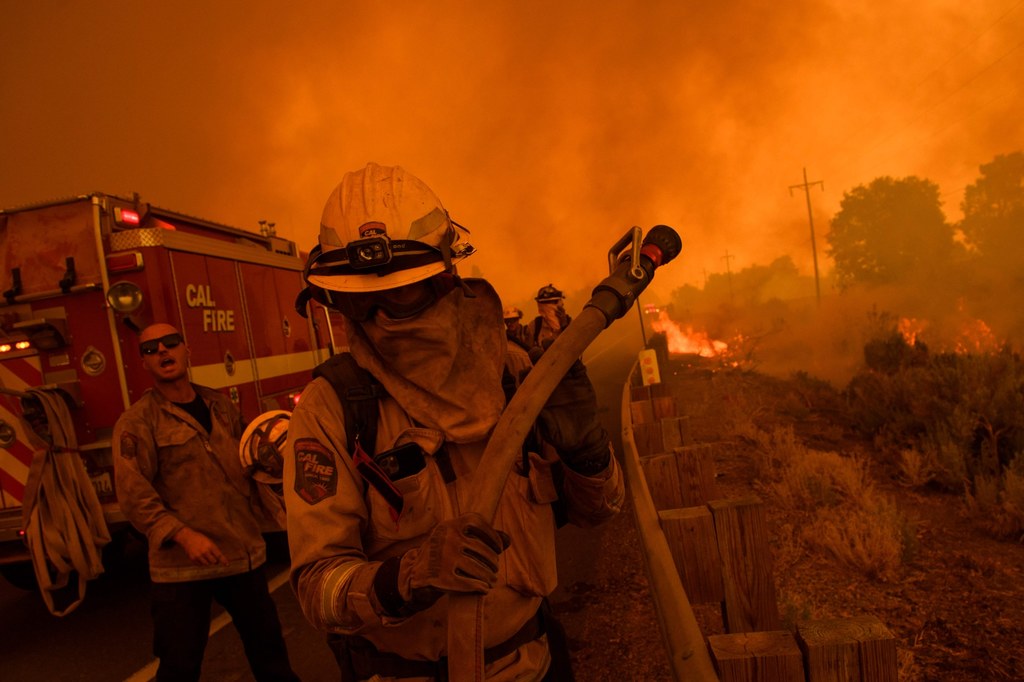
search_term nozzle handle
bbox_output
[586,224,681,325]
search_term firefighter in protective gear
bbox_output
[286,163,623,681]
[529,283,571,349]
[502,305,531,353]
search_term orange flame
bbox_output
[650,310,727,357]
[897,317,927,346]
[955,318,997,354]
[899,314,999,354]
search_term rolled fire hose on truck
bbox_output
[448,226,719,682]
[20,388,111,616]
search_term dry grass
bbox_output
[804,489,907,582]
[752,424,910,581]
[966,465,1024,541]
[897,448,934,488]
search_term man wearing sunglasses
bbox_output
[285,163,623,681]
[113,323,299,682]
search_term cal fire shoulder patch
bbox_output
[294,438,338,505]
[119,432,138,459]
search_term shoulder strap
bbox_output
[312,352,387,457]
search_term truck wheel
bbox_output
[0,562,38,591]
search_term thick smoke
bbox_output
[1,0,1020,311]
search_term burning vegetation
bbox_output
[647,308,728,358]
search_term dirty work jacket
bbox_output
[284,374,625,673]
[113,385,267,583]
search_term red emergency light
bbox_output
[114,207,141,226]
[106,252,144,273]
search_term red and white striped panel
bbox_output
[0,356,43,508]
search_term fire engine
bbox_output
[0,192,342,589]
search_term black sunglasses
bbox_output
[140,333,183,356]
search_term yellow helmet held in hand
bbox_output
[239,410,291,485]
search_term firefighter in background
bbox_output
[529,284,571,349]
[286,163,623,681]
[112,323,299,682]
[502,305,532,352]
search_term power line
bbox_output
[789,168,824,305]
[854,36,1024,164]
[825,2,1024,169]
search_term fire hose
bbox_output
[20,388,110,616]
[447,226,717,681]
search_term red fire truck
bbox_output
[0,192,341,588]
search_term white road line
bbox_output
[123,568,291,682]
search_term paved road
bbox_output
[0,532,337,682]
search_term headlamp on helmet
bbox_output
[347,235,393,269]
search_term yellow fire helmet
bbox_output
[239,410,291,485]
[503,306,523,320]
[304,163,475,294]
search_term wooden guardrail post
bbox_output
[708,496,781,633]
[658,506,724,604]
[630,384,687,456]
[642,446,719,510]
[661,415,691,449]
[707,630,805,682]
[796,616,898,682]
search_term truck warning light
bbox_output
[114,207,141,226]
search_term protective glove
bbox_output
[373,512,511,618]
[530,344,612,476]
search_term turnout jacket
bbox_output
[113,385,267,582]
[284,368,624,669]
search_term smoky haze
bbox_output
[2,1,1021,329]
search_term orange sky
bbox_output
[2,1,1021,310]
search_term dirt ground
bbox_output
[551,361,1024,681]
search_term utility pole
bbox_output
[789,168,824,305]
[721,250,735,304]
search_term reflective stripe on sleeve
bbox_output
[321,561,362,627]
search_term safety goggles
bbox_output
[328,274,458,322]
[139,333,183,356]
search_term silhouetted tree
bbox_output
[959,151,1024,271]
[826,176,956,289]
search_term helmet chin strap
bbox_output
[434,272,476,299]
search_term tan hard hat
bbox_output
[305,163,475,293]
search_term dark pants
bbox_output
[151,568,299,682]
